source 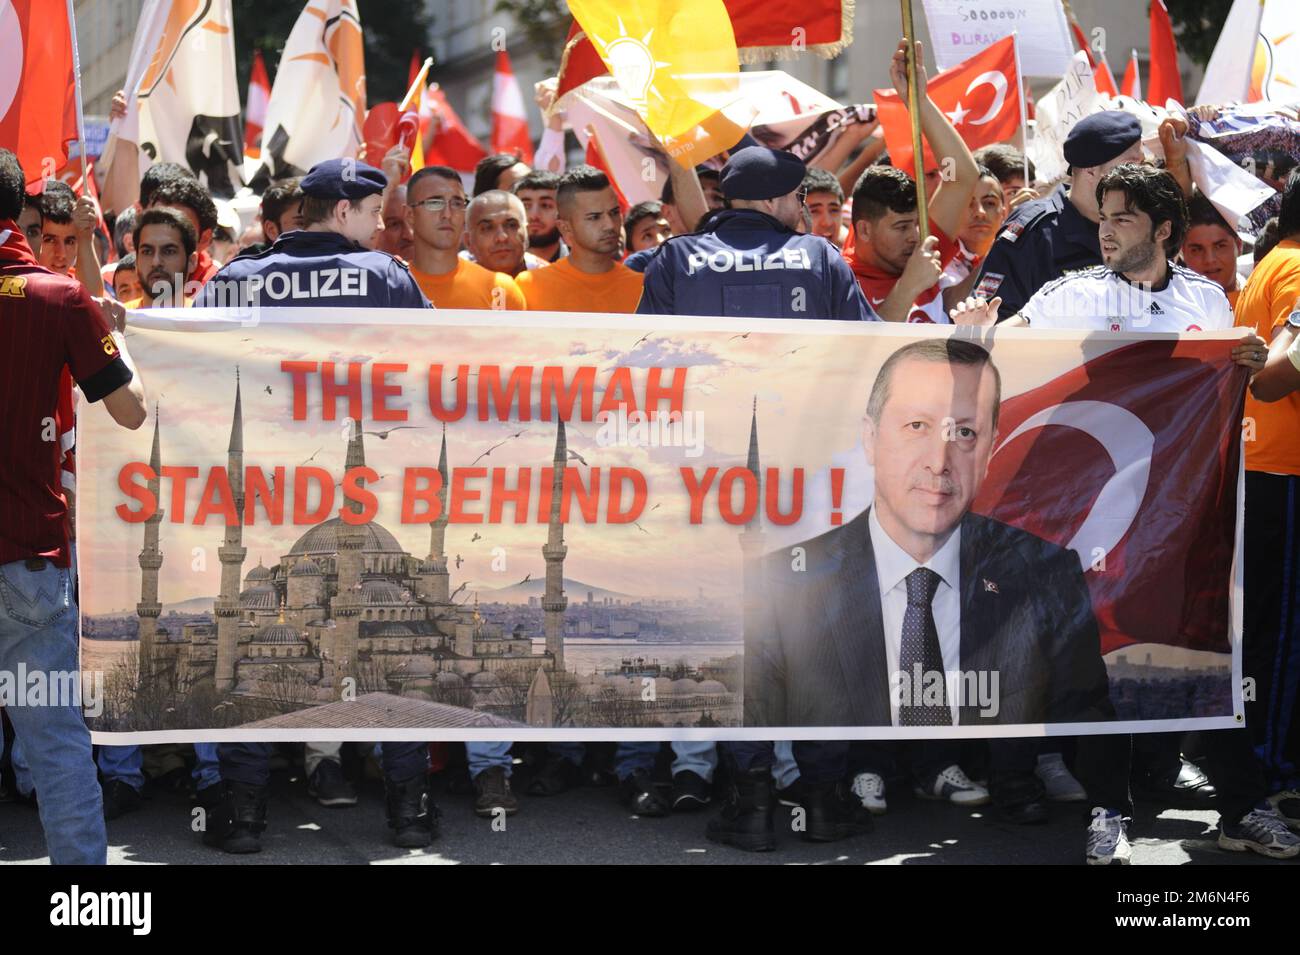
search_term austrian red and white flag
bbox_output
[244,49,271,160]
[491,50,533,164]
[0,0,78,186]
[974,339,1244,656]
[874,34,1021,173]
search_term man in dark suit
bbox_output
[745,338,1115,729]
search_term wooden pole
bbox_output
[899,0,929,242]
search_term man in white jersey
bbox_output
[952,163,1298,866]
[955,164,1240,333]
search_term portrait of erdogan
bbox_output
[743,338,1116,728]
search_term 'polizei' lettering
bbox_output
[685,248,812,275]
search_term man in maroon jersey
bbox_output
[0,148,147,864]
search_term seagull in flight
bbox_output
[365,426,421,440]
[566,449,588,466]
[472,439,509,465]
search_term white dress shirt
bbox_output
[869,508,963,725]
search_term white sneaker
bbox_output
[850,771,887,814]
[1219,803,1300,859]
[914,764,990,807]
[1035,752,1087,802]
[1086,807,1132,865]
[1266,790,1300,832]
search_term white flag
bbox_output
[1027,51,1103,184]
[100,0,245,197]
[248,0,366,187]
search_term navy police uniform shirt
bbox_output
[636,209,877,321]
[973,185,1102,322]
[195,230,430,309]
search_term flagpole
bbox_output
[65,0,89,191]
[1012,31,1030,184]
[400,57,435,112]
[899,0,929,242]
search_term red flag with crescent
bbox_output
[0,0,78,186]
[873,34,1021,174]
[972,339,1244,656]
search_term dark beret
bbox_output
[719,146,806,201]
[300,158,388,200]
[1064,111,1143,171]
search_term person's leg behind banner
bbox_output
[211,742,273,854]
[615,742,669,816]
[467,741,517,818]
[1074,732,1133,866]
[528,741,585,796]
[97,744,145,819]
[669,741,716,811]
[708,741,777,851]
[304,740,357,807]
[0,558,106,864]
[1199,727,1300,859]
[379,741,436,848]
[913,738,992,810]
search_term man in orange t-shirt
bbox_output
[405,166,525,310]
[1234,170,1300,799]
[515,166,643,313]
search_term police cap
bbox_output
[719,146,806,201]
[1063,111,1143,171]
[300,158,388,200]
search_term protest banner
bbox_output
[78,311,1245,742]
[920,0,1073,77]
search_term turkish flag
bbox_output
[1148,0,1184,106]
[583,126,628,214]
[425,85,488,173]
[874,35,1021,174]
[492,50,533,164]
[0,0,78,186]
[972,339,1245,656]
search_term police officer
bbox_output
[194,159,435,855]
[974,112,1144,321]
[636,146,875,321]
[196,158,429,309]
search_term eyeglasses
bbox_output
[796,188,809,205]
[409,197,469,212]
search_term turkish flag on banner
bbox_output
[874,35,1021,174]
[492,50,533,164]
[973,339,1245,656]
[0,0,78,186]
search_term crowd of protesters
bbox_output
[2,35,1300,866]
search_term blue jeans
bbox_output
[0,558,106,864]
[219,741,429,785]
[193,743,220,791]
[549,741,718,781]
[467,741,513,778]
[723,741,848,785]
[96,744,145,792]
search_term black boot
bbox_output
[705,767,776,852]
[802,779,873,842]
[202,780,267,854]
[385,773,439,848]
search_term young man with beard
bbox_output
[145,175,221,289]
[406,165,525,309]
[514,170,567,263]
[515,166,644,313]
[953,163,1294,864]
[123,208,197,308]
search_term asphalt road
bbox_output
[0,766,1282,865]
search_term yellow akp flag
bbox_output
[567,0,751,167]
